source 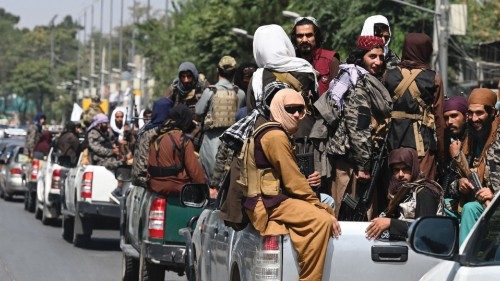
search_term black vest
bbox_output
[385,68,438,152]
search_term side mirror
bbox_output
[115,165,132,182]
[180,184,209,208]
[408,216,459,260]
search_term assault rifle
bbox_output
[338,131,390,221]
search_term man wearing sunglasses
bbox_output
[291,17,340,96]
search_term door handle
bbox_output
[371,245,408,262]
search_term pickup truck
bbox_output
[120,183,205,281]
[34,148,69,225]
[24,155,46,213]
[408,191,500,280]
[179,184,442,281]
[60,152,124,247]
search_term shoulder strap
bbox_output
[252,121,283,137]
[393,67,423,102]
[272,72,303,92]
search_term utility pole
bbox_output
[100,0,105,97]
[119,0,124,70]
[108,0,113,80]
[90,4,95,91]
[49,15,58,71]
[165,0,169,26]
[438,0,450,95]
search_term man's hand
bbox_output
[449,140,462,158]
[209,187,218,199]
[476,188,494,202]
[331,215,341,238]
[365,217,391,240]
[112,147,120,156]
[356,170,371,181]
[458,178,474,194]
[307,171,321,188]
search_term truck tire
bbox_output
[122,253,139,281]
[41,204,52,225]
[73,204,92,247]
[26,191,36,212]
[62,214,74,242]
[35,205,42,220]
[24,191,29,210]
[139,244,165,281]
[3,192,12,201]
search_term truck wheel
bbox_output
[139,245,165,281]
[24,191,29,210]
[3,192,12,201]
[35,205,42,220]
[41,204,52,225]
[62,214,74,242]
[122,253,139,281]
[26,191,36,212]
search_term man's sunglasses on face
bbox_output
[284,105,305,115]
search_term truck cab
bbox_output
[408,192,500,280]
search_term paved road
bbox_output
[0,196,185,281]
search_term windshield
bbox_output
[466,197,500,265]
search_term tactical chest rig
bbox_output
[203,85,239,130]
[237,122,283,197]
[391,67,435,157]
[147,131,187,178]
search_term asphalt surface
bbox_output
[0,196,185,281]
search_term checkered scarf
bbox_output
[220,81,289,147]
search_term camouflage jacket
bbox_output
[25,123,41,156]
[327,74,392,171]
[485,125,500,193]
[211,141,236,188]
[131,127,159,187]
[87,128,122,171]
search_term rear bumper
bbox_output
[77,201,120,219]
[144,240,185,269]
[4,180,27,194]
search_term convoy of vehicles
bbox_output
[3,130,498,281]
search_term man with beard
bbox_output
[441,96,468,217]
[26,113,46,158]
[365,147,443,240]
[449,88,499,244]
[291,17,340,96]
[165,61,203,110]
[86,113,126,201]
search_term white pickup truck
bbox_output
[179,185,441,281]
[34,148,68,225]
[60,152,123,247]
[408,191,500,280]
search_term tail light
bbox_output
[148,197,166,239]
[9,167,22,175]
[51,169,61,189]
[81,172,93,200]
[254,236,281,281]
[30,159,40,181]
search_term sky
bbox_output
[0,0,166,36]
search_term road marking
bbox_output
[0,256,16,281]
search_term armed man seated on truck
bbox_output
[366,147,443,241]
[147,104,207,195]
[86,113,127,202]
[237,87,341,281]
[448,88,500,245]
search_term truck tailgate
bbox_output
[87,166,117,202]
[163,196,203,244]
